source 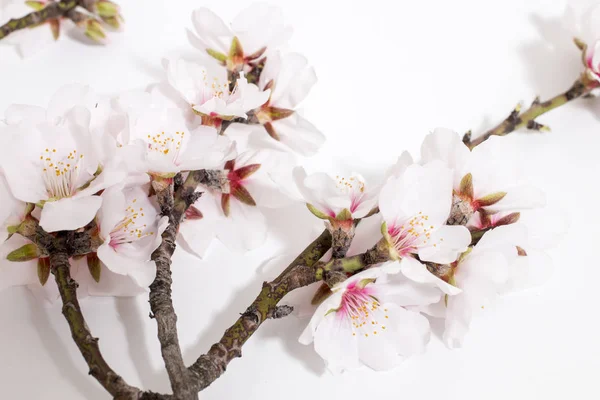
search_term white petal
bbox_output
[268,113,325,156]
[418,225,471,264]
[420,127,470,185]
[312,313,360,372]
[399,257,461,295]
[39,196,102,232]
[191,8,231,53]
[98,185,127,238]
[4,104,46,125]
[380,161,454,229]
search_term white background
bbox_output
[0,0,599,399]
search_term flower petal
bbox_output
[39,196,102,232]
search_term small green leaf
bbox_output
[49,19,60,41]
[246,46,266,61]
[306,203,330,220]
[266,106,295,121]
[228,36,244,61]
[458,173,473,198]
[87,253,101,283]
[7,244,40,262]
[232,185,256,206]
[476,191,507,207]
[102,16,121,29]
[335,208,352,221]
[96,1,119,18]
[356,278,376,289]
[264,122,280,141]
[85,19,106,43]
[25,1,45,11]
[495,212,520,226]
[235,164,261,180]
[37,258,51,286]
[206,48,227,64]
[221,194,231,217]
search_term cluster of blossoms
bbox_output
[297,128,560,370]
[0,4,322,298]
[0,1,577,383]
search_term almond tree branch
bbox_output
[149,170,226,400]
[0,0,80,40]
[37,230,169,400]
[186,229,332,393]
[463,75,596,149]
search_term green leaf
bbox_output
[221,194,231,217]
[228,36,244,61]
[102,16,121,29]
[235,164,261,180]
[97,1,119,18]
[37,258,51,286]
[85,20,106,43]
[458,173,473,198]
[87,253,101,283]
[7,244,40,262]
[206,48,227,64]
[25,1,45,11]
[231,185,256,206]
[306,203,330,220]
[266,106,295,121]
[495,212,520,226]
[264,122,280,141]
[246,46,266,61]
[476,191,507,207]
[335,208,352,221]
[356,278,376,289]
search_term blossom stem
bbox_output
[0,0,88,41]
[319,237,391,279]
[185,229,332,394]
[464,75,596,149]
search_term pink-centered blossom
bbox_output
[251,51,324,155]
[294,167,378,221]
[420,128,545,220]
[95,185,168,288]
[379,161,471,264]
[164,58,270,125]
[0,108,126,232]
[187,4,292,69]
[299,264,433,372]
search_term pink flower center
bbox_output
[388,212,441,257]
[335,175,366,214]
[109,200,155,248]
[336,281,389,338]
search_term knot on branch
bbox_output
[268,305,294,319]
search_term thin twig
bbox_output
[0,0,78,40]
[463,76,595,149]
[49,233,153,399]
[186,229,332,393]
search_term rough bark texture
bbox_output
[148,170,226,399]
[464,77,593,149]
[49,234,147,399]
[186,229,333,393]
[0,0,75,40]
